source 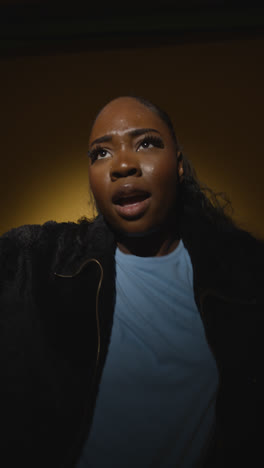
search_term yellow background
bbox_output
[0,37,263,238]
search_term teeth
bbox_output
[118,195,147,206]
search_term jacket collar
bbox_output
[178,206,261,305]
[52,214,116,277]
[52,211,260,305]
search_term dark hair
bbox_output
[83,95,250,234]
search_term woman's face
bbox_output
[88,97,183,235]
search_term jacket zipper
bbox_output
[54,258,103,384]
[54,258,104,468]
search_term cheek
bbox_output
[88,167,111,210]
[146,158,178,196]
[88,166,102,191]
[88,169,103,205]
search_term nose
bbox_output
[110,152,142,181]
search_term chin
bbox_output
[108,216,163,238]
[121,227,161,238]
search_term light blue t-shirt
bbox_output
[77,240,219,467]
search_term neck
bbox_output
[115,224,180,257]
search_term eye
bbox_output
[137,135,164,151]
[88,146,111,163]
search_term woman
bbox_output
[0,96,260,467]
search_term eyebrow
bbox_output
[90,128,161,147]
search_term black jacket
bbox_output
[0,209,261,467]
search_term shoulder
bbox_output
[182,206,264,302]
[0,214,112,258]
[223,225,264,267]
[0,220,73,252]
[213,225,264,303]
[0,221,69,275]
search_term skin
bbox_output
[88,97,184,257]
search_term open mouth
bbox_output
[113,193,151,219]
[115,193,150,206]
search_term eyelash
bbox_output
[88,145,108,163]
[138,135,164,150]
[87,135,164,163]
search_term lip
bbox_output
[112,184,151,219]
[112,185,150,204]
[114,196,151,219]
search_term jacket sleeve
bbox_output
[0,220,69,302]
[0,225,38,301]
[0,222,57,306]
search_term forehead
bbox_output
[89,98,169,143]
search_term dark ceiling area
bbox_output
[1,1,264,56]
